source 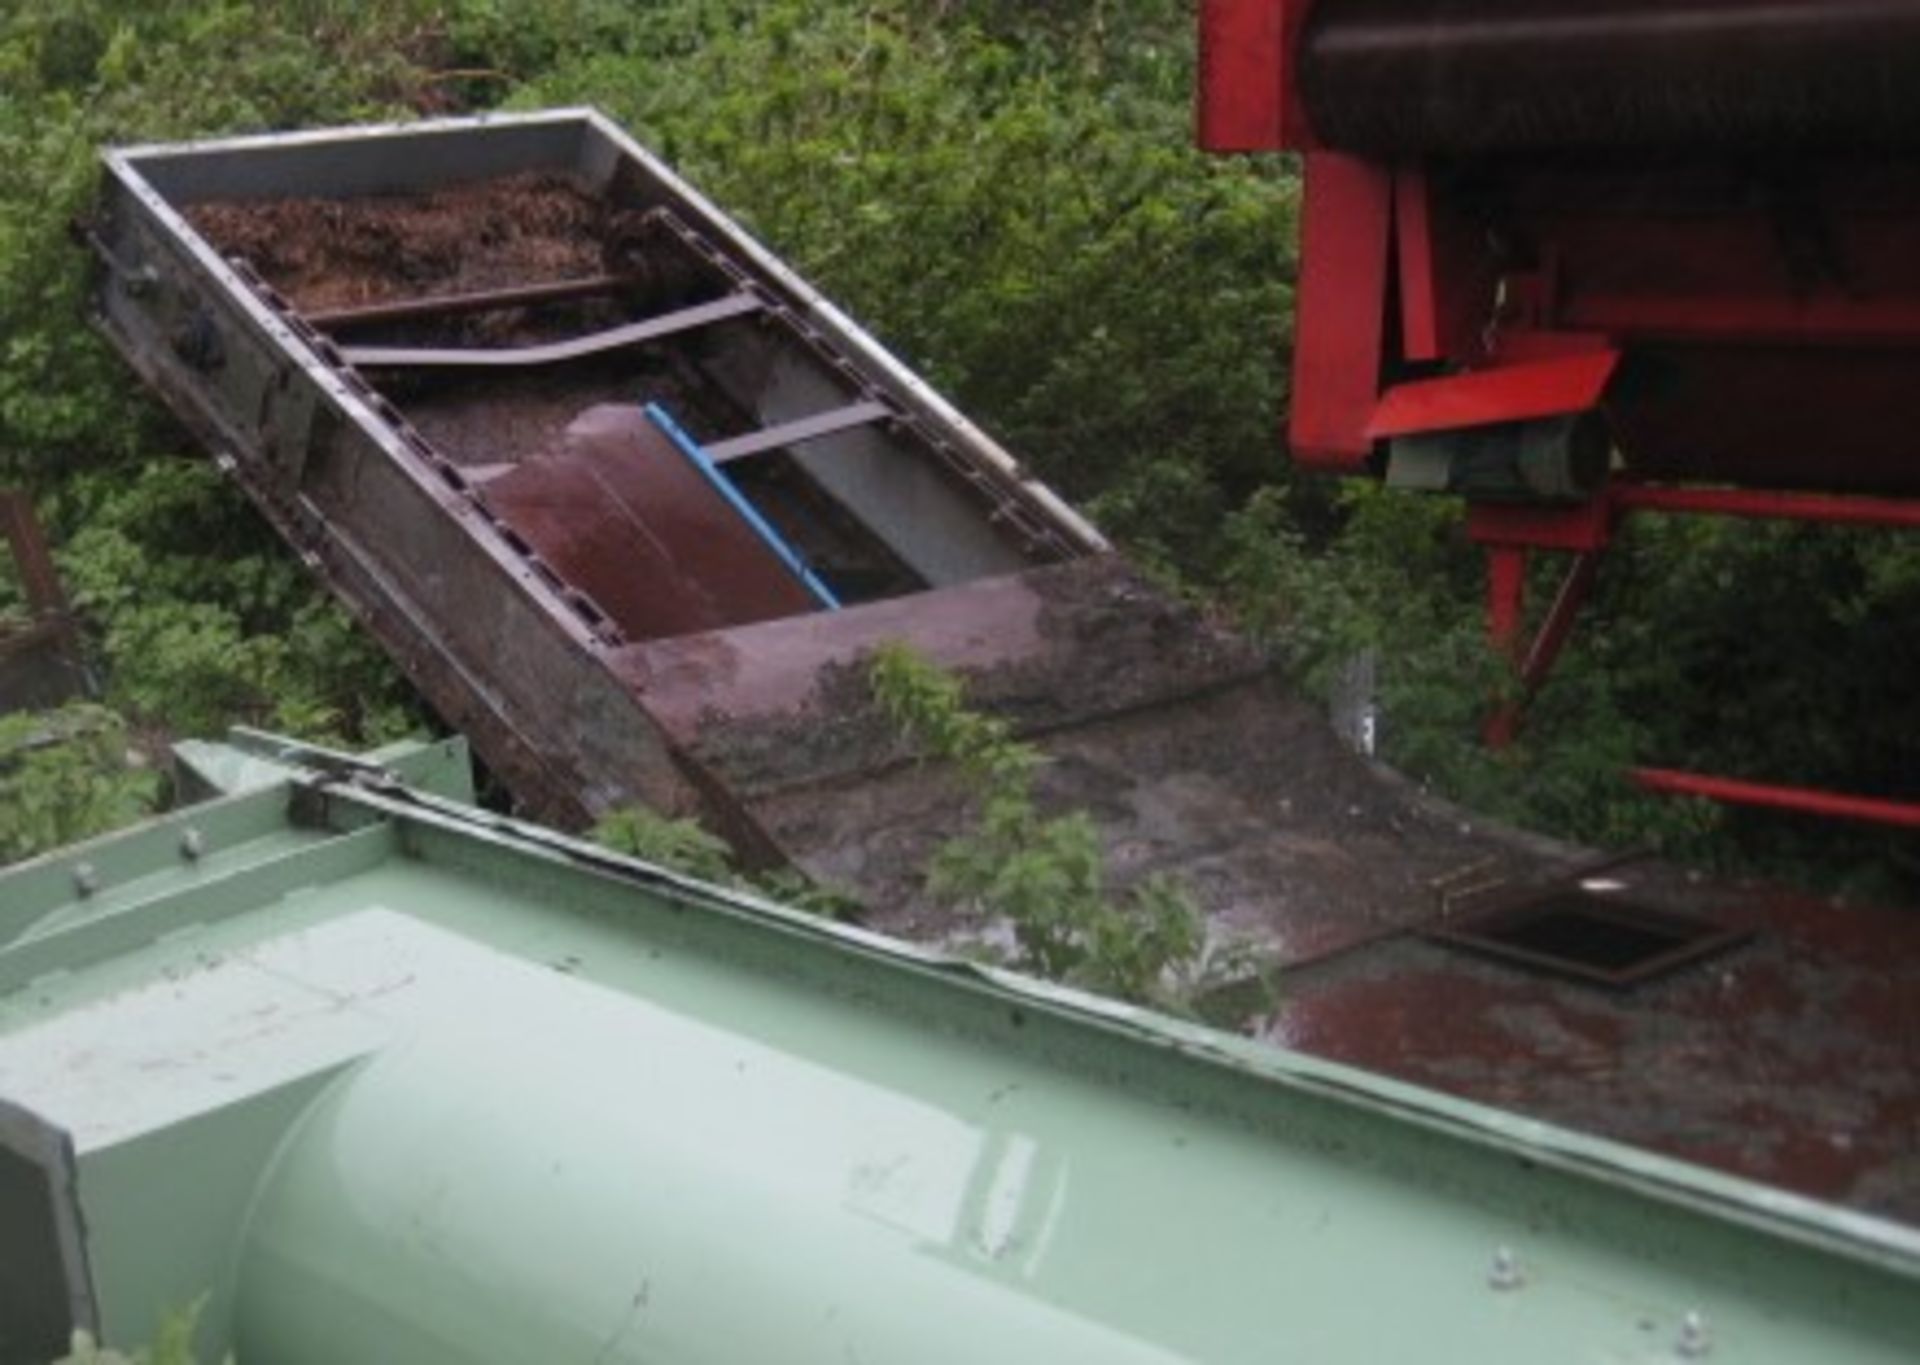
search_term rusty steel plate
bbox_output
[1426,888,1752,988]
[480,403,830,643]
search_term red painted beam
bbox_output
[1634,768,1920,831]
[1484,545,1528,661]
[1613,485,1920,529]
[1467,500,1614,554]
[1197,0,1313,152]
[1367,351,1619,441]
[1289,152,1393,471]
[1483,548,1602,749]
[1519,550,1601,697]
[1560,293,1920,346]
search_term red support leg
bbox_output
[1485,544,1528,660]
[1482,545,1529,747]
[1519,550,1600,694]
[1484,549,1602,748]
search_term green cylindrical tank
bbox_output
[3,734,1919,1364]
[236,1030,1188,1363]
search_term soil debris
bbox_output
[187,172,631,313]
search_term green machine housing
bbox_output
[2,732,1919,1362]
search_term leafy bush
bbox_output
[53,1297,215,1365]
[519,0,1295,569]
[55,462,422,744]
[0,3,433,799]
[868,641,1203,1003]
[1219,481,1914,897]
[0,703,160,862]
[589,806,740,884]
[590,804,862,920]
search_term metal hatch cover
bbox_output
[1428,888,1752,987]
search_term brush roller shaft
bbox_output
[1299,0,1920,155]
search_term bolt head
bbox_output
[1488,1245,1524,1291]
[1677,1310,1712,1358]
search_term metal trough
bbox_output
[86,109,1529,949]
[87,110,1104,835]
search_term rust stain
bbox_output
[483,404,821,642]
[1271,887,1920,1221]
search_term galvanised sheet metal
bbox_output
[87,110,1105,829]
[479,403,831,640]
[2,738,1919,1363]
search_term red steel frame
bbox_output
[0,490,90,703]
[1472,489,1920,831]
[1199,0,1920,830]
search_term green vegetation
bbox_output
[53,1332,192,1365]
[0,1,441,863]
[589,806,742,885]
[590,804,861,921]
[0,0,1910,902]
[1216,483,1919,899]
[0,703,159,861]
[869,642,1205,1004]
[53,1298,215,1365]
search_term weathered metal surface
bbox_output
[612,555,1559,957]
[87,110,1920,1250]
[3,737,1919,1363]
[340,290,763,369]
[481,404,827,641]
[94,111,1465,947]
[307,272,639,329]
[88,111,1103,829]
[1273,871,1920,1225]
[706,397,894,464]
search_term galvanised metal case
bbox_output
[3,731,1920,1362]
[87,110,1105,830]
[85,109,1508,959]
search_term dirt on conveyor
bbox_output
[186,172,756,443]
[187,172,625,314]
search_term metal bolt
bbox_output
[72,863,98,898]
[1488,1245,1524,1291]
[1677,1310,1712,1358]
[179,828,205,861]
